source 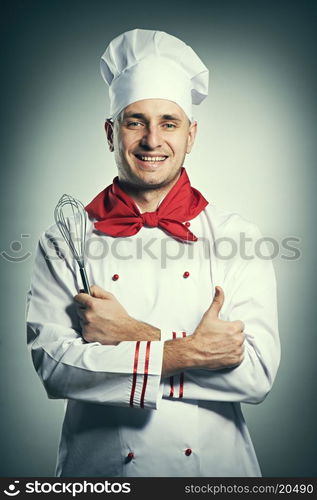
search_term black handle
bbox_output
[79,267,91,295]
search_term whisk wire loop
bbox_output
[54,194,90,294]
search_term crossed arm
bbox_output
[74,284,245,378]
[27,225,280,408]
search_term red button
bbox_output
[185,448,192,456]
[185,221,191,227]
[112,274,119,281]
[127,452,134,460]
[183,271,190,278]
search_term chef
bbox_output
[26,29,280,477]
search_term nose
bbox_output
[140,125,162,150]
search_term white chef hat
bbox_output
[100,28,209,121]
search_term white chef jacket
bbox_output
[26,202,280,477]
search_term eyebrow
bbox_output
[122,112,182,122]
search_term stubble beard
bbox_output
[117,160,184,193]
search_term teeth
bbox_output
[139,156,166,162]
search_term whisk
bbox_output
[54,194,91,295]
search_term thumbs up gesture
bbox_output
[207,285,226,319]
[190,286,245,370]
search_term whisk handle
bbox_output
[79,267,91,295]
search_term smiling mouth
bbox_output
[134,154,168,163]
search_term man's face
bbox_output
[106,99,197,190]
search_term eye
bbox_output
[127,121,143,128]
[163,123,176,129]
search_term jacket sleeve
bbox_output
[163,223,281,405]
[26,229,164,409]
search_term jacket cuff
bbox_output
[128,340,164,409]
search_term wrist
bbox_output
[162,336,195,377]
[125,317,161,341]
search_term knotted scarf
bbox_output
[85,168,208,242]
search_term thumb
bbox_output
[207,286,225,319]
[90,284,113,300]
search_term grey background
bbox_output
[1,0,316,477]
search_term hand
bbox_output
[74,285,160,344]
[189,286,245,370]
[74,285,130,345]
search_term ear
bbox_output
[186,120,197,154]
[104,120,114,152]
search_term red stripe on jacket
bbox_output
[140,341,151,408]
[130,341,141,407]
[179,332,187,398]
[169,332,177,397]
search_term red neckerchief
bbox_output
[85,168,208,242]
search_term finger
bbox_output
[232,320,245,332]
[74,293,93,308]
[77,289,87,305]
[207,286,225,319]
[239,333,246,347]
[90,284,114,300]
